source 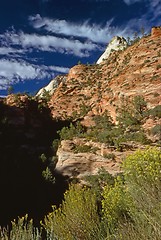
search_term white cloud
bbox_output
[2,31,98,57]
[0,47,24,55]
[0,59,69,90]
[29,15,142,45]
[47,66,70,73]
[150,0,161,7]
[29,10,161,46]
[29,15,116,44]
[0,59,50,86]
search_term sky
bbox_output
[0,0,160,96]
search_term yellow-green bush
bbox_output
[101,148,161,239]
[1,148,161,240]
[120,147,161,239]
[0,215,41,240]
[43,184,101,240]
[101,176,132,230]
[123,147,161,185]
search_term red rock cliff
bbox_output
[151,26,161,37]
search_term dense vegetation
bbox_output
[59,95,161,149]
[1,148,161,239]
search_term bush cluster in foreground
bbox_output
[1,147,161,240]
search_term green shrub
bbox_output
[117,107,140,128]
[73,144,95,153]
[0,215,41,240]
[52,139,60,154]
[85,168,115,201]
[93,110,114,130]
[151,124,161,138]
[148,105,161,118]
[120,148,161,239]
[42,167,55,184]
[156,64,161,70]
[101,176,132,231]
[147,105,161,118]
[43,184,101,240]
[40,153,47,163]
[117,96,147,128]
[41,89,51,104]
[103,153,116,160]
[58,122,85,140]
[79,102,91,117]
[132,95,147,115]
[125,131,150,144]
[85,111,116,144]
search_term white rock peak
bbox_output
[36,79,58,97]
[97,36,128,64]
[36,75,66,97]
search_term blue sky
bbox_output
[0,0,160,96]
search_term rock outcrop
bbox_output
[151,26,161,38]
[55,139,122,180]
[49,28,161,123]
[67,64,88,80]
[96,36,127,64]
[55,138,148,181]
[46,27,161,180]
[36,75,66,97]
[10,27,161,181]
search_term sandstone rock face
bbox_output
[55,138,147,181]
[55,139,123,180]
[49,29,161,123]
[96,36,127,64]
[67,64,88,80]
[36,75,66,97]
[6,94,29,107]
[151,26,161,38]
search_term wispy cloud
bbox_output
[0,59,69,90]
[2,30,99,57]
[47,66,70,73]
[0,59,50,87]
[0,25,83,91]
[29,0,161,42]
[0,47,24,56]
[29,15,116,44]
